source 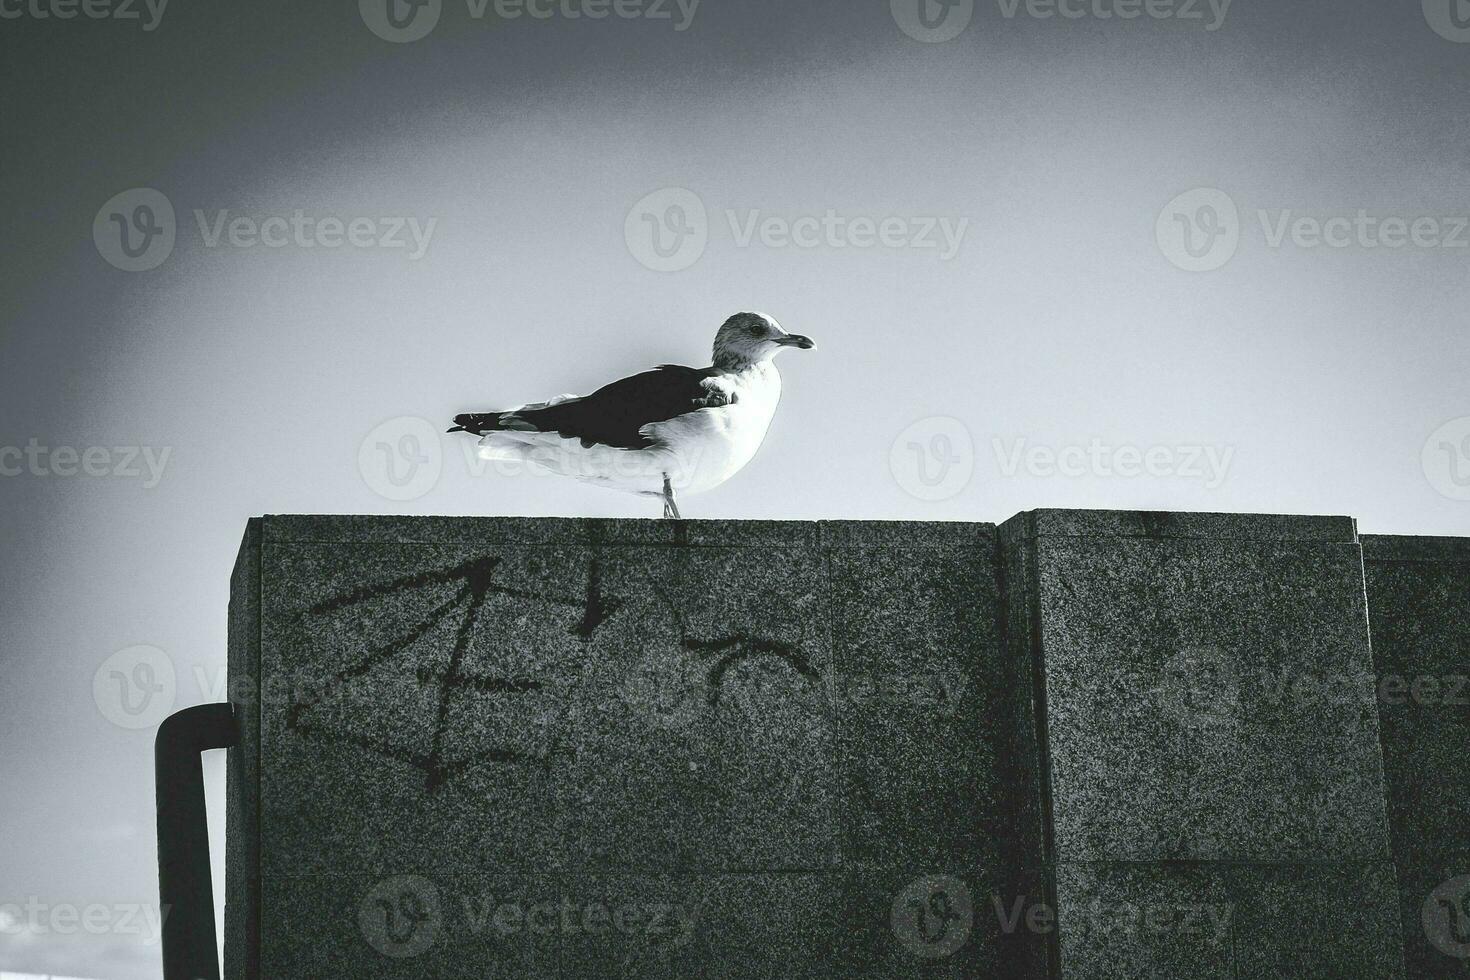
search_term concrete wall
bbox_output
[227,517,1029,979]
[221,512,1466,978]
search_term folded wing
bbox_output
[453,364,722,450]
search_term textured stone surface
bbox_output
[263,871,1011,980]
[258,542,593,876]
[1055,861,1404,980]
[225,519,261,980]
[827,535,1000,872]
[1034,534,1390,862]
[1002,509,1403,979]
[261,873,561,979]
[260,514,822,549]
[1054,862,1234,980]
[232,516,1013,977]
[226,511,1442,978]
[557,873,839,979]
[1228,861,1406,980]
[992,521,1051,898]
[1389,858,1470,980]
[836,870,999,979]
[1025,509,1357,543]
[558,544,837,871]
[1363,535,1470,980]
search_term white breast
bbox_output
[644,363,782,494]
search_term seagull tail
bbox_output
[447,412,506,435]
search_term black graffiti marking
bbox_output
[651,586,821,707]
[301,555,621,628]
[286,553,815,790]
[290,554,621,792]
[695,634,822,706]
[416,667,543,695]
[572,555,621,639]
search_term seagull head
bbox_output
[712,312,816,369]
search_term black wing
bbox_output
[485,365,724,450]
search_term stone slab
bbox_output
[1227,861,1406,979]
[1363,536,1470,980]
[225,518,261,980]
[557,544,838,871]
[260,871,1026,980]
[1003,511,1391,863]
[1026,509,1358,543]
[261,874,561,979]
[1002,510,1404,979]
[258,514,823,549]
[1388,856,1470,980]
[231,517,1015,978]
[827,537,1001,872]
[1055,861,1404,980]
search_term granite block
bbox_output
[1363,534,1470,564]
[1391,856,1470,980]
[1054,862,1234,980]
[261,874,560,979]
[834,870,999,979]
[226,511,1436,978]
[1228,861,1405,979]
[1002,510,1403,979]
[258,542,600,876]
[827,539,1001,872]
[818,520,997,549]
[1025,509,1358,543]
[260,514,820,549]
[225,518,262,980]
[1363,536,1470,980]
[1363,544,1470,860]
[1055,861,1404,980]
[1006,513,1390,863]
[559,545,838,871]
[556,873,838,980]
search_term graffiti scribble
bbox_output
[285,553,817,793]
[651,586,821,706]
[289,554,621,792]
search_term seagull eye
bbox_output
[748,325,766,338]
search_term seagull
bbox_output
[447,312,815,518]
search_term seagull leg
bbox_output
[662,474,682,520]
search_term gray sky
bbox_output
[2,0,1468,976]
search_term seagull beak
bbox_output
[778,334,816,350]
